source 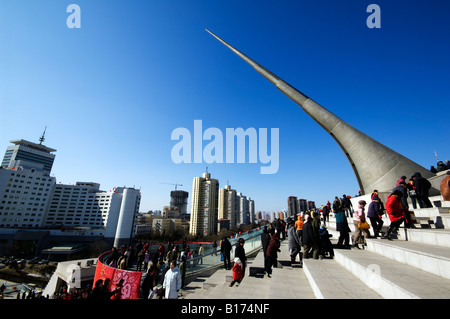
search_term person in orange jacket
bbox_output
[294,215,304,241]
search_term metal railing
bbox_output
[183,229,264,276]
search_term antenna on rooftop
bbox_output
[39,126,47,145]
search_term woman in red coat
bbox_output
[382,190,405,240]
[229,258,243,287]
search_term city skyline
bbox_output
[1,1,449,213]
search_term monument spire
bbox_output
[206,29,434,194]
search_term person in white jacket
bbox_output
[163,260,182,299]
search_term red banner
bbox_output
[93,251,142,299]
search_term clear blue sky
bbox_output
[1,1,449,213]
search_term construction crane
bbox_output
[160,182,183,190]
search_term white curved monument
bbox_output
[206,29,435,194]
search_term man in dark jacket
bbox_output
[234,238,247,277]
[342,195,353,217]
[260,226,270,271]
[303,216,319,259]
[413,172,432,208]
[367,195,384,237]
[220,236,232,270]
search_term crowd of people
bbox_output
[14,167,442,300]
[256,168,440,278]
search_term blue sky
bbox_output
[1,1,449,213]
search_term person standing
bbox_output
[287,218,303,266]
[412,172,432,208]
[179,255,187,289]
[260,226,270,272]
[163,260,182,299]
[294,215,304,242]
[265,231,280,277]
[234,238,247,278]
[334,197,350,248]
[352,200,370,249]
[220,236,232,270]
[198,244,204,265]
[303,216,319,259]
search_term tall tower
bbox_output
[218,184,236,228]
[206,29,435,194]
[288,196,299,217]
[189,172,219,237]
[2,139,56,174]
[170,190,189,215]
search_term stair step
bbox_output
[303,257,382,299]
[334,248,450,299]
[366,238,450,279]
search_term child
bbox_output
[229,257,243,287]
[319,223,335,258]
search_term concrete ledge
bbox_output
[366,239,450,279]
[401,228,450,247]
[303,258,382,299]
[334,248,450,299]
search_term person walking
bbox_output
[287,218,303,267]
[352,200,370,249]
[342,194,353,217]
[382,190,406,240]
[334,197,350,248]
[229,258,243,287]
[408,178,418,209]
[367,195,384,237]
[162,260,182,299]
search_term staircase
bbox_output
[181,195,450,299]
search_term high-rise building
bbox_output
[218,184,236,229]
[0,139,141,250]
[288,196,299,217]
[307,201,316,210]
[299,199,307,213]
[236,192,249,225]
[170,190,188,215]
[0,166,56,228]
[43,182,141,247]
[189,172,219,237]
[2,139,56,174]
[249,198,255,224]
